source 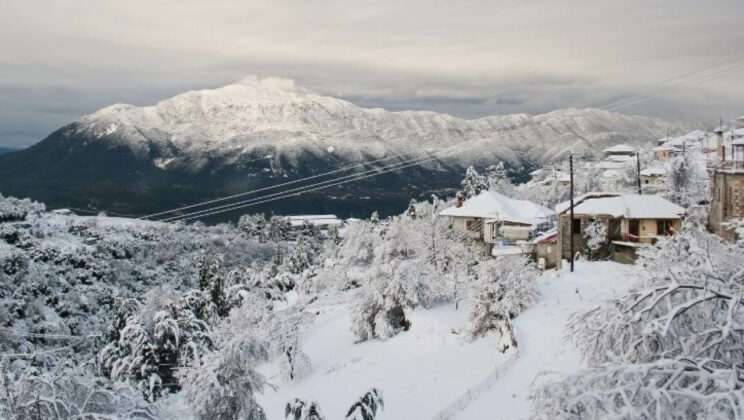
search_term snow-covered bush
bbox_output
[286,399,325,420]
[0,360,159,420]
[531,359,744,419]
[533,228,744,418]
[582,219,607,260]
[179,333,269,420]
[466,257,537,348]
[0,194,45,222]
[570,229,744,366]
[345,388,384,420]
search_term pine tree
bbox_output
[486,162,513,193]
[460,166,489,199]
[404,199,417,219]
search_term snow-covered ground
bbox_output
[254,260,639,419]
[257,299,512,419]
[456,261,640,419]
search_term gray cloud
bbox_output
[0,0,743,147]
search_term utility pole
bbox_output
[569,153,575,273]
[636,152,642,195]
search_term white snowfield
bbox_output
[255,261,638,419]
[455,261,639,420]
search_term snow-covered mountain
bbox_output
[0,76,690,219]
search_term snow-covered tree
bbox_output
[0,361,159,420]
[180,334,269,420]
[486,162,513,194]
[268,215,292,242]
[534,228,744,418]
[582,219,607,260]
[531,359,744,419]
[345,389,384,420]
[460,166,489,199]
[404,199,417,219]
[0,194,45,222]
[238,213,268,241]
[350,259,451,341]
[466,257,537,350]
[285,399,325,420]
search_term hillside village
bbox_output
[2,119,744,419]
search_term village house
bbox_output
[640,167,667,193]
[555,193,684,266]
[439,190,555,254]
[603,144,636,158]
[652,144,683,159]
[708,134,744,241]
[287,214,343,237]
[527,228,558,270]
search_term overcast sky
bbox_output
[1,0,743,148]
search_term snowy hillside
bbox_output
[73,76,686,170]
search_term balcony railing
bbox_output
[709,160,744,172]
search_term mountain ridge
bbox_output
[0,77,694,220]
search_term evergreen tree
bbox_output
[460,166,489,199]
[486,162,513,193]
[404,199,417,219]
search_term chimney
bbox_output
[716,128,725,162]
[456,192,464,208]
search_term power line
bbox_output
[604,61,744,112]
[172,150,465,221]
[576,55,744,109]
[162,150,456,222]
[142,152,413,220]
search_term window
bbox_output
[465,220,479,232]
[572,219,581,234]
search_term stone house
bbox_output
[555,193,684,266]
[438,190,555,251]
[708,139,744,241]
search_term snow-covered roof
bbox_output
[288,215,342,227]
[732,138,744,146]
[606,154,633,162]
[556,193,684,219]
[491,246,524,257]
[652,144,682,152]
[530,228,557,244]
[601,169,621,179]
[640,167,666,176]
[596,160,626,170]
[604,144,635,154]
[439,190,554,226]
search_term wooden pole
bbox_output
[569,154,575,273]
[636,152,642,195]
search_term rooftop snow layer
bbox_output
[439,190,554,226]
[603,144,635,154]
[556,193,684,219]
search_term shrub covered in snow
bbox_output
[466,257,537,350]
[0,194,45,222]
[532,228,744,418]
[179,333,269,420]
[286,399,326,420]
[345,388,384,420]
